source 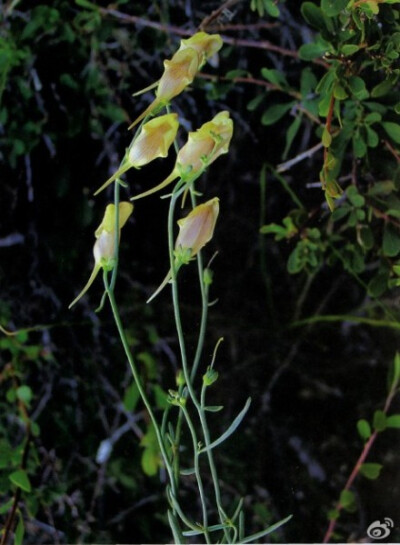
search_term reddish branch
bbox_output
[323,379,399,543]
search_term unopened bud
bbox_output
[69,202,133,308]
[94,114,179,195]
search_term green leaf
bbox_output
[328,509,340,521]
[373,410,387,432]
[346,186,365,207]
[199,397,251,453]
[359,463,382,480]
[339,489,356,512]
[141,447,160,477]
[247,94,265,112]
[260,68,288,87]
[241,514,293,543]
[183,523,232,537]
[16,385,32,404]
[283,115,302,159]
[359,226,374,250]
[348,76,369,99]
[371,79,394,98]
[261,102,294,126]
[386,414,400,428]
[15,515,25,545]
[383,224,400,257]
[123,382,140,412]
[322,126,332,147]
[388,352,400,391]
[321,0,349,17]
[9,469,31,492]
[0,498,13,515]
[367,270,389,297]
[0,440,12,469]
[341,44,360,56]
[357,419,371,440]
[204,405,224,412]
[301,2,326,30]
[299,42,328,60]
[265,0,280,17]
[382,122,400,144]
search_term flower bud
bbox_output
[175,198,219,258]
[128,48,199,129]
[69,202,133,309]
[146,198,220,304]
[131,111,233,201]
[128,32,223,130]
[94,114,179,195]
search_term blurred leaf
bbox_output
[386,414,400,428]
[339,489,356,512]
[382,121,400,144]
[382,224,400,257]
[357,419,371,440]
[321,0,349,17]
[9,469,31,492]
[373,410,387,432]
[261,102,294,126]
[359,463,382,480]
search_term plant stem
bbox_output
[168,186,232,543]
[323,377,400,543]
[103,271,185,542]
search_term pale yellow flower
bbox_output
[128,48,199,129]
[178,32,223,65]
[69,202,133,308]
[128,32,223,129]
[147,198,219,303]
[131,112,233,201]
[94,114,179,195]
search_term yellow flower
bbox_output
[69,202,133,308]
[128,48,199,129]
[178,32,223,65]
[131,111,233,201]
[128,32,223,129]
[147,198,219,303]
[94,114,179,195]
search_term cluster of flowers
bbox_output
[70,32,233,309]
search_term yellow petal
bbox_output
[175,197,219,257]
[95,202,133,236]
[178,32,223,64]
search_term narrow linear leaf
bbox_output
[167,510,183,545]
[183,523,231,537]
[199,397,251,453]
[242,514,293,543]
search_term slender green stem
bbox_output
[189,188,210,383]
[103,271,186,542]
[168,186,231,543]
[180,405,211,544]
